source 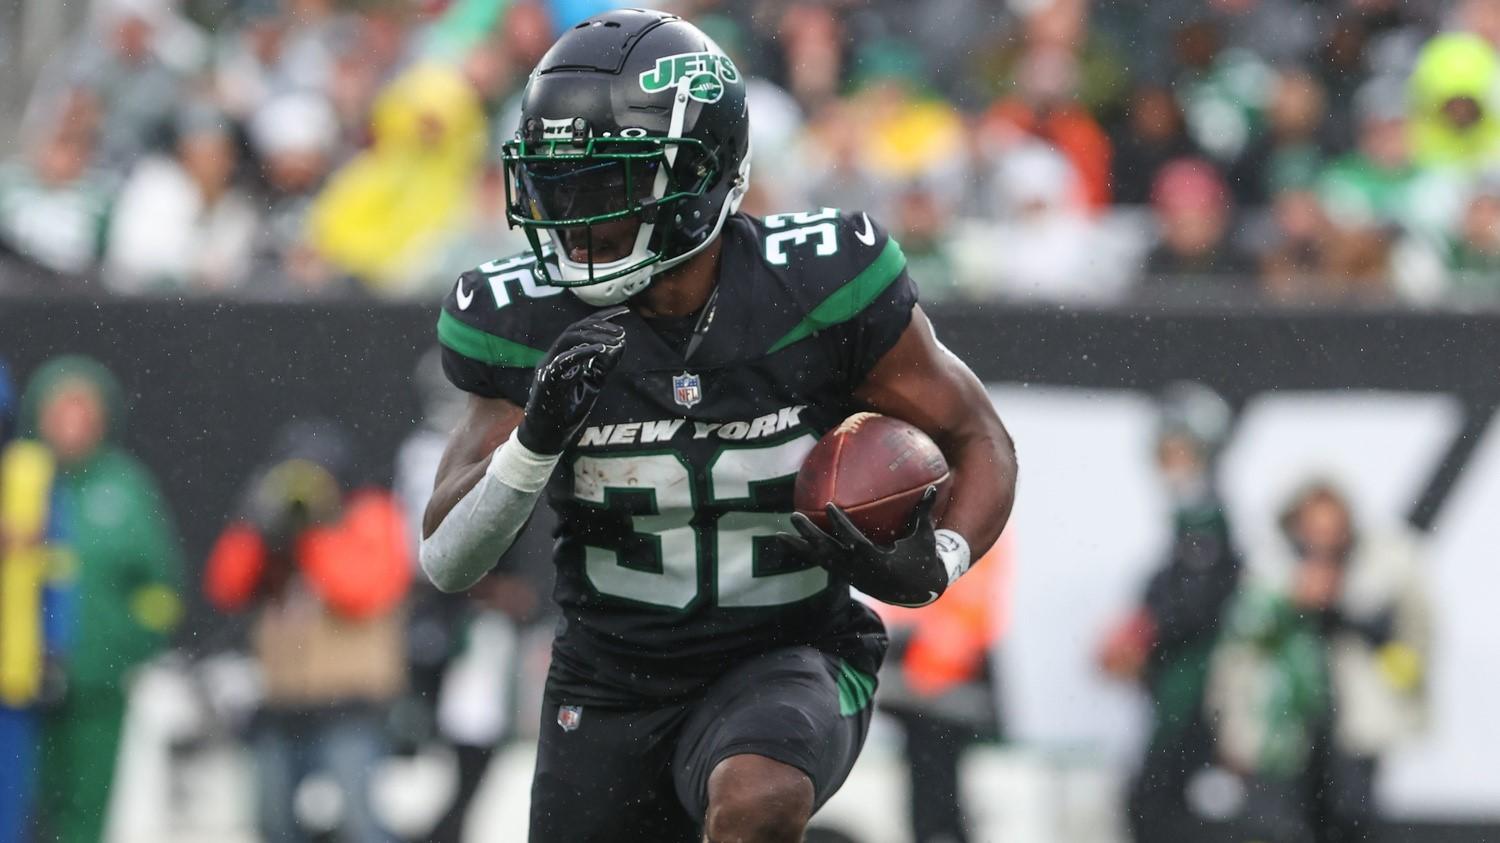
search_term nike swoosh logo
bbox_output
[854,212,876,246]
[456,278,475,311]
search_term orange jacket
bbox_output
[205,489,411,620]
[983,99,1113,211]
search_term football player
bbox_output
[420,10,1017,842]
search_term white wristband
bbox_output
[487,434,561,493]
[935,529,971,586]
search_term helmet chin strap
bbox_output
[566,76,752,307]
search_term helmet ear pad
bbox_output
[651,131,748,259]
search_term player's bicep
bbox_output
[424,394,525,538]
[852,306,993,447]
[854,307,1016,554]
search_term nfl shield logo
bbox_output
[673,372,702,409]
[557,705,583,732]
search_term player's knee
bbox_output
[704,754,814,843]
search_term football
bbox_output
[794,413,953,545]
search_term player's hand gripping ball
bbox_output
[515,308,627,455]
[781,413,954,606]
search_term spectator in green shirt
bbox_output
[1319,77,1466,243]
[20,356,184,843]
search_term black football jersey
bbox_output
[438,209,916,705]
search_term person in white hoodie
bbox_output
[1207,480,1430,843]
[951,142,1139,303]
[103,105,257,294]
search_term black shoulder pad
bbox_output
[436,251,591,401]
[437,252,588,369]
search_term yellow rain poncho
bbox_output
[1409,33,1500,170]
[308,62,486,293]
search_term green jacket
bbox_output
[1208,585,1330,779]
[20,356,183,691]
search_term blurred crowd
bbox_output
[4,0,1500,306]
[0,347,1433,842]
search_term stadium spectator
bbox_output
[1408,33,1500,170]
[776,2,845,112]
[1142,158,1254,285]
[889,179,961,302]
[51,0,204,178]
[1207,480,1430,843]
[846,40,968,205]
[1318,76,1459,239]
[211,0,338,125]
[5,0,1500,307]
[1111,85,1203,206]
[1259,163,1396,303]
[0,360,73,843]
[21,355,184,843]
[307,61,487,297]
[1392,175,1500,305]
[969,0,1130,118]
[245,93,345,297]
[1099,382,1241,843]
[980,43,1114,210]
[1461,0,1500,50]
[0,100,113,281]
[205,420,410,843]
[325,6,420,150]
[1228,68,1328,208]
[1167,15,1274,166]
[952,142,1134,303]
[104,105,258,294]
[798,99,891,222]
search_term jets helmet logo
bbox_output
[639,52,739,103]
[673,372,702,408]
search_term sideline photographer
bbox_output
[204,420,409,843]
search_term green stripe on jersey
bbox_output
[766,236,907,354]
[437,310,546,368]
[835,659,878,716]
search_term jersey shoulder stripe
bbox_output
[437,250,588,366]
[767,231,907,354]
[436,309,546,368]
[436,250,590,402]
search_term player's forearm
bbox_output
[424,457,492,539]
[419,437,558,592]
[937,421,1017,560]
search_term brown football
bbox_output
[794,413,952,545]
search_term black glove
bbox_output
[515,310,627,455]
[780,486,948,607]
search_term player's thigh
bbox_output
[671,646,877,823]
[528,691,698,843]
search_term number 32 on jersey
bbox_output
[572,435,824,610]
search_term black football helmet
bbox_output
[501,9,752,305]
